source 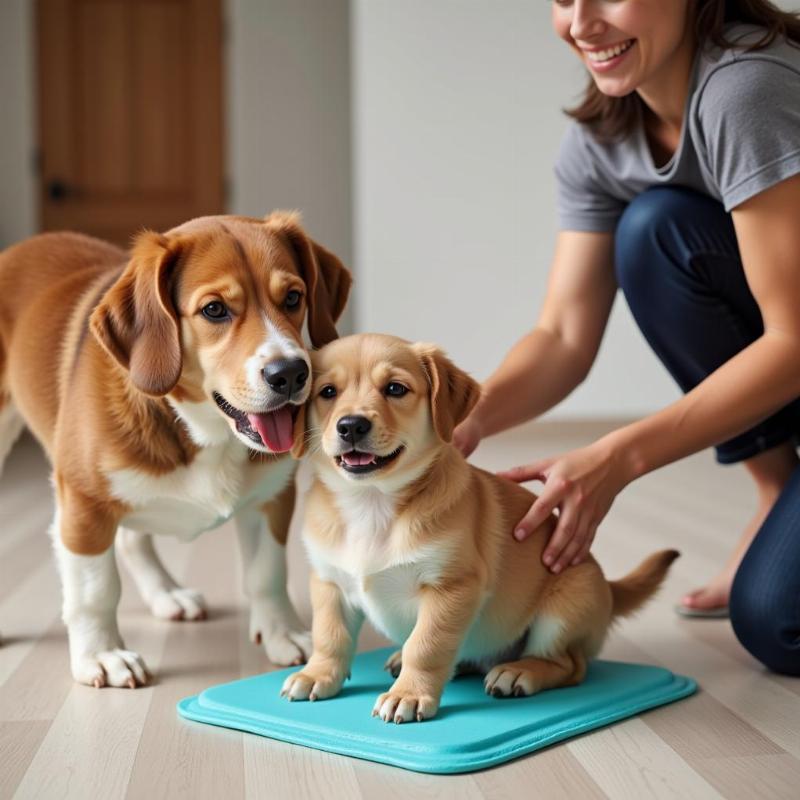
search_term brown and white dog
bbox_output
[282,334,678,722]
[0,212,350,687]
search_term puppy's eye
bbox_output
[284,289,302,310]
[319,385,337,399]
[201,301,230,321]
[385,382,408,397]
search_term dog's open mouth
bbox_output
[335,446,404,475]
[213,392,297,453]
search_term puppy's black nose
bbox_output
[262,358,309,397]
[337,415,372,444]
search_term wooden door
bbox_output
[36,0,224,245]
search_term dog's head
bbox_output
[90,211,351,454]
[295,334,480,487]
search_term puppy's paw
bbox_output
[250,597,311,666]
[280,666,344,701]
[72,649,151,689]
[150,587,208,621]
[372,681,440,723]
[383,649,402,678]
[484,662,539,697]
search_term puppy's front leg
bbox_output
[53,485,149,688]
[374,576,484,723]
[281,571,364,701]
[235,489,311,666]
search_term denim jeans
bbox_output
[614,186,800,675]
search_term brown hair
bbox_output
[566,0,800,141]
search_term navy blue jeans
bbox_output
[615,187,800,675]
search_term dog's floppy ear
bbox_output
[265,211,352,347]
[290,402,307,459]
[415,343,481,443]
[90,231,184,397]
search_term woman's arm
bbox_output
[455,230,616,454]
[511,174,800,573]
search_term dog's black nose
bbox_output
[262,358,309,397]
[337,415,372,444]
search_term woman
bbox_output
[454,0,800,675]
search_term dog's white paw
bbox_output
[372,681,440,723]
[280,667,344,701]
[149,587,208,621]
[249,598,311,666]
[72,648,150,688]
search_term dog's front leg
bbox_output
[53,486,149,688]
[373,575,485,723]
[281,570,364,701]
[235,489,311,666]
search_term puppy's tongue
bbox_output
[247,407,294,453]
[342,451,376,466]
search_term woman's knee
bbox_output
[729,574,800,676]
[614,187,690,297]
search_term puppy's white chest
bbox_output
[305,490,450,644]
[109,442,294,539]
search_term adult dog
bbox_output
[0,212,350,688]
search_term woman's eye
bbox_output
[319,385,337,399]
[385,382,409,397]
[201,301,229,321]
[285,290,302,310]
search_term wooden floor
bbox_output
[1,422,799,800]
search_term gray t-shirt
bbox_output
[555,25,800,232]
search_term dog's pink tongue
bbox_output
[247,408,294,453]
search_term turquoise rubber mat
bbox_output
[178,646,696,774]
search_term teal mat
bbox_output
[178,647,696,774]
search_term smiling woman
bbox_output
[454,0,800,676]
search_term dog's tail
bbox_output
[609,549,680,618]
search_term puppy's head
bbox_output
[295,334,480,487]
[90,211,351,454]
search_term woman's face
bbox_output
[551,0,693,98]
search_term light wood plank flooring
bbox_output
[1,422,798,800]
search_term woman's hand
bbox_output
[498,438,633,573]
[453,413,484,458]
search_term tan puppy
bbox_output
[0,213,350,687]
[283,334,678,723]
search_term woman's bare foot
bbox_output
[679,442,798,614]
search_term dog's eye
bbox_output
[385,382,408,397]
[284,290,302,310]
[201,301,229,321]
[319,385,337,399]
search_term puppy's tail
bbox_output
[609,549,680,618]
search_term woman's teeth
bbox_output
[586,40,634,63]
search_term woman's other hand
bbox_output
[498,438,634,573]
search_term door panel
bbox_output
[37,0,224,246]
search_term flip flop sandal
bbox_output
[674,603,729,619]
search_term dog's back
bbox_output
[0,232,125,455]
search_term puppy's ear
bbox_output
[290,402,307,459]
[90,231,184,397]
[415,344,481,443]
[265,211,352,347]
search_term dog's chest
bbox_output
[304,491,451,643]
[108,442,294,538]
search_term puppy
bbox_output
[0,212,350,687]
[282,334,678,722]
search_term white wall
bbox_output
[351,0,682,419]
[227,0,353,327]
